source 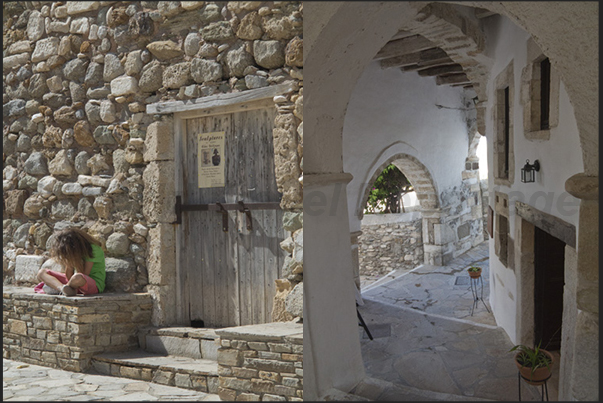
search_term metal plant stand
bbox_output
[518,371,550,401]
[469,275,490,316]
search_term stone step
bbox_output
[91,349,219,394]
[138,326,219,361]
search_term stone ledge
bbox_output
[141,326,219,340]
[215,322,303,342]
[3,286,152,305]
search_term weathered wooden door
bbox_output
[534,226,565,350]
[179,107,285,328]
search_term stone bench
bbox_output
[2,286,152,372]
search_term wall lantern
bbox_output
[521,159,540,183]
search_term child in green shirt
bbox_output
[37,228,106,296]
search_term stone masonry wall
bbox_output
[216,323,303,401]
[436,169,485,263]
[358,212,423,279]
[3,286,152,372]
[3,1,303,316]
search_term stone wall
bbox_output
[437,168,485,263]
[2,285,152,372]
[216,323,303,401]
[3,1,303,320]
[358,212,423,278]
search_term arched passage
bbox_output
[358,153,439,220]
[304,3,597,400]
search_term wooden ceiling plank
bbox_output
[417,64,464,77]
[374,35,436,60]
[436,73,470,85]
[381,47,450,69]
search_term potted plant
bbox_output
[509,342,554,385]
[467,265,482,278]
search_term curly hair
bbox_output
[49,228,101,273]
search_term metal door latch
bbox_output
[216,202,228,232]
[238,201,252,231]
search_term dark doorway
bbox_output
[534,226,565,350]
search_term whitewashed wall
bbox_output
[343,61,470,233]
[484,16,583,342]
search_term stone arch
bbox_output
[304,3,597,399]
[358,153,439,220]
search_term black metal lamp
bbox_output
[521,159,540,183]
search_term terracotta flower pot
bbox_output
[468,268,482,278]
[515,350,554,385]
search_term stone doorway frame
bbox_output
[513,201,577,397]
[145,83,297,326]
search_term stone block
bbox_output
[267,343,291,353]
[201,338,218,360]
[8,319,28,335]
[143,121,174,162]
[282,376,301,388]
[147,223,176,286]
[248,341,269,351]
[120,366,142,379]
[208,376,219,393]
[262,394,286,402]
[4,190,28,218]
[220,377,252,391]
[232,367,258,379]
[175,373,192,388]
[259,371,281,383]
[104,258,136,292]
[142,161,176,223]
[191,375,209,392]
[236,393,260,401]
[110,76,139,97]
[146,335,201,358]
[258,351,281,360]
[274,385,296,397]
[244,358,294,373]
[146,285,177,327]
[218,387,237,401]
[15,255,45,283]
[218,349,243,366]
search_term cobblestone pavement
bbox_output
[356,241,560,401]
[3,359,221,401]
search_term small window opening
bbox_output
[540,58,551,130]
[503,86,510,178]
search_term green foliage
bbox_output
[509,342,552,375]
[468,266,481,272]
[365,165,413,214]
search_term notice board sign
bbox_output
[198,131,225,188]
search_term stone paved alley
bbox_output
[354,242,560,401]
[3,358,220,401]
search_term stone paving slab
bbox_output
[356,242,560,401]
[362,242,495,327]
[3,359,221,401]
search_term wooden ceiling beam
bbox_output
[374,34,436,60]
[381,47,451,69]
[417,64,464,77]
[436,73,471,86]
[474,7,497,19]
